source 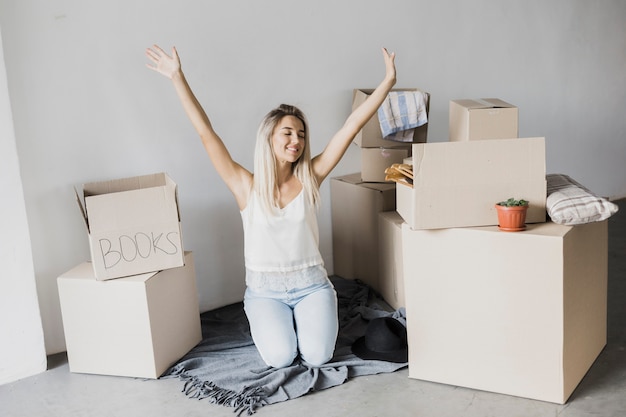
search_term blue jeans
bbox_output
[243,279,338,368]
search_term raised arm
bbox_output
[145,45,252,209]
[312,48,397,183]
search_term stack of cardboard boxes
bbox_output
[57,172,202,379]
[332,97,608,404]
[331,88,429,309]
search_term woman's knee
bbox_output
[300,345,334,367]
[260,344,298,368]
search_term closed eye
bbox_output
[281,127,306,140]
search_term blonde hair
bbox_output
[253,104,320,215]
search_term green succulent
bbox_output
[497,198,529,207]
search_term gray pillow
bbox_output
[546,174,618,225]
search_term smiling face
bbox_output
[271,115,306,164]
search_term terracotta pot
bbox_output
[495,204,528,232]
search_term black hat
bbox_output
[352,317,408,363]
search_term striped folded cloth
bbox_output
[377,91,429,142]
[546,173,618,225]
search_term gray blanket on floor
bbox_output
[162,276,407,415]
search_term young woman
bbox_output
[145,45,397,368]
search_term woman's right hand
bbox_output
[145,45,181,79]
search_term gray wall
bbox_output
[0,28,46,384]
[1,0,624,355]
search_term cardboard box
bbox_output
[397,137,546,230]
[378,211,405,309]
[76,172,185,280]
[57,251,202,379]
[330,173,396,290]
[449,98,518,141]
[361,146,411,183]
[402,221,608,404]
[353,88,429,148]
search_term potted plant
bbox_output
[495,198,529,232]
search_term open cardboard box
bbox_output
[397,137,547,230]
[353,88,429,148]
[75,172,185,280]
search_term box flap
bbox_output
[453,98,516,110]
[475,98,515,109]
[412,137,545,187]
[83,172,168,197]
[333,173,396,193]
[169,175,181,222]
[86,188,179,233]
[74,187,89,232]
[82,173,179,232]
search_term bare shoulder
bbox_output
[231,169,253,211]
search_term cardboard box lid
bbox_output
[58,261,159,283]
[452,98,516,110]
[58,251,194,284]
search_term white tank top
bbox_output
[240,189,324,275]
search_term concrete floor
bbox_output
[2,200,625,417]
